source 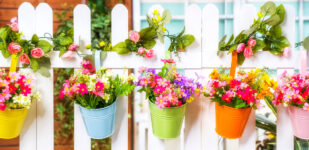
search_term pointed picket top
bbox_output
[36,3,52,39]
[202,4,221,68]
[18,2,36,40]
[175,4,201,69]
[74,4,91,53]
[112,4,128,45]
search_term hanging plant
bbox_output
[218,1,290,65]
[112,10,195,58]
[0,17,53,77]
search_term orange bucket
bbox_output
[215,103,252,139]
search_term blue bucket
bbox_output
[79,100,117,139]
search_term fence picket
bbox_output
[35,3,54,150]
[73,4,91,150]
[18,3,37,150]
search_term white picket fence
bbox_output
[0,2,303,150]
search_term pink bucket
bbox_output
[288,106,309,139]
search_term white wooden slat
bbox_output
[73,4,91,53]
[184,70,203,150]
[73,4,91,150]
[18,3,37,150]
[103,4,165,69]
[133,0,141,31]
[202,69,219,150]
[202,4,221,68]
[276,69,294,150]
[175,4,202,69]
[233,4,257,150]
[35,3,54,150]
[111,69,128,150]
[51,51,83,68]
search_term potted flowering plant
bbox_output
[59,60,135,139]
[0,70,39,139]
[136,58,203,139]
[273,72,309,139]
[204,68,276,139]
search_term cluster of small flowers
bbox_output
[136,59,203,108]
[205,69,276,109]
[0,71,38,110]
[129,31,155,59]
[273,71,309,111]
[236,38,290,58]
[9,17,18,32]
[59,61,135,104]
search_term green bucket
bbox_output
[149,101,186,139]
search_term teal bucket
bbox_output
[79,100,117,139]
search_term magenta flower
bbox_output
[155,95,167,109]
[68,43,79,51]
[153,86,165,94]
[129,31,140,43]
[244,46,253,58]
[95,81,104,91]
[78,84,88,95]
[248,39,256,47]
[8,42,21,54]
[236,43,245,53]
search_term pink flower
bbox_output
[244,46,253,58]
[10,23,18,32]
[145,49,154,59]
[19,54,30,64]
[62,51,74,58]
[1,88,11,100]
[81,60,93,69]
[31,48,44,58]
[0,103,6,111]
[248,39,256,47]
[283,47,290,57]
[21,86,31,96]
[161,58,175,64]
[236,43,245,53]
[138,47,145,54]
[303,103,309,111]
[8,42,21,54]
[68,43,78,51]
[155,95,167,108]
[78,84,88,95]
[153,86,165,94]
[129,31,140,43]
[138,67,147,73]
[95,81,104,91]
[10,17,18,24]
[157,78,168,87]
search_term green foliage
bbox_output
[168,27,195,56]
[218,2,289,66]
[54,68,74,140]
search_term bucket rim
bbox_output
[215,102,252,110]
[78,98,117,111]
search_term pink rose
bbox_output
[283,47,290,57]
[19,54,30,64]
[62,51,74,58]
[236,43,245,53]
[8,42,21,54]
[145,49,154,59]
[129,31,140,43]
[68,43,78,51]
[248,39,256,47]
[10,23,18,32]
[31,48,44,58]
[138,47,145,54]
[244,46,253,58]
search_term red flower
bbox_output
[21,86,31,96]
[95,81,104,91]
[8,84,17,94]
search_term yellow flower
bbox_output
[257,12,264,18]
[86,44,91,49]
[209,69,219,79]
[157,15,163,21]
[186,96,194,103]
[162,27,166,32]
[152,18,158,25]
[153,9,159,15]
[99,41,105,47]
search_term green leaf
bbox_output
[276,4,285,24]
[226,34,234,45]
[38,40,53,53]
[181,34,195,47]
[177,27,185,37]
[253,39,266,52]
[234,32,247,44]
[264,14,281,26]
[31,34,39,45]
[59,36,73,46]
[139,27,156,40]
[142,39,156,49]
[162,10,171,25]
[30,58,39,72]
[112,42,130,54]
[260,1,276,16]
[228,45,236,54]
[237,52,245,65]
[243,24,259,36]
[37,66,51,77]
[303,36,309,51]
[269,25,282,38]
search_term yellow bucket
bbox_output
[0,108,29,139]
